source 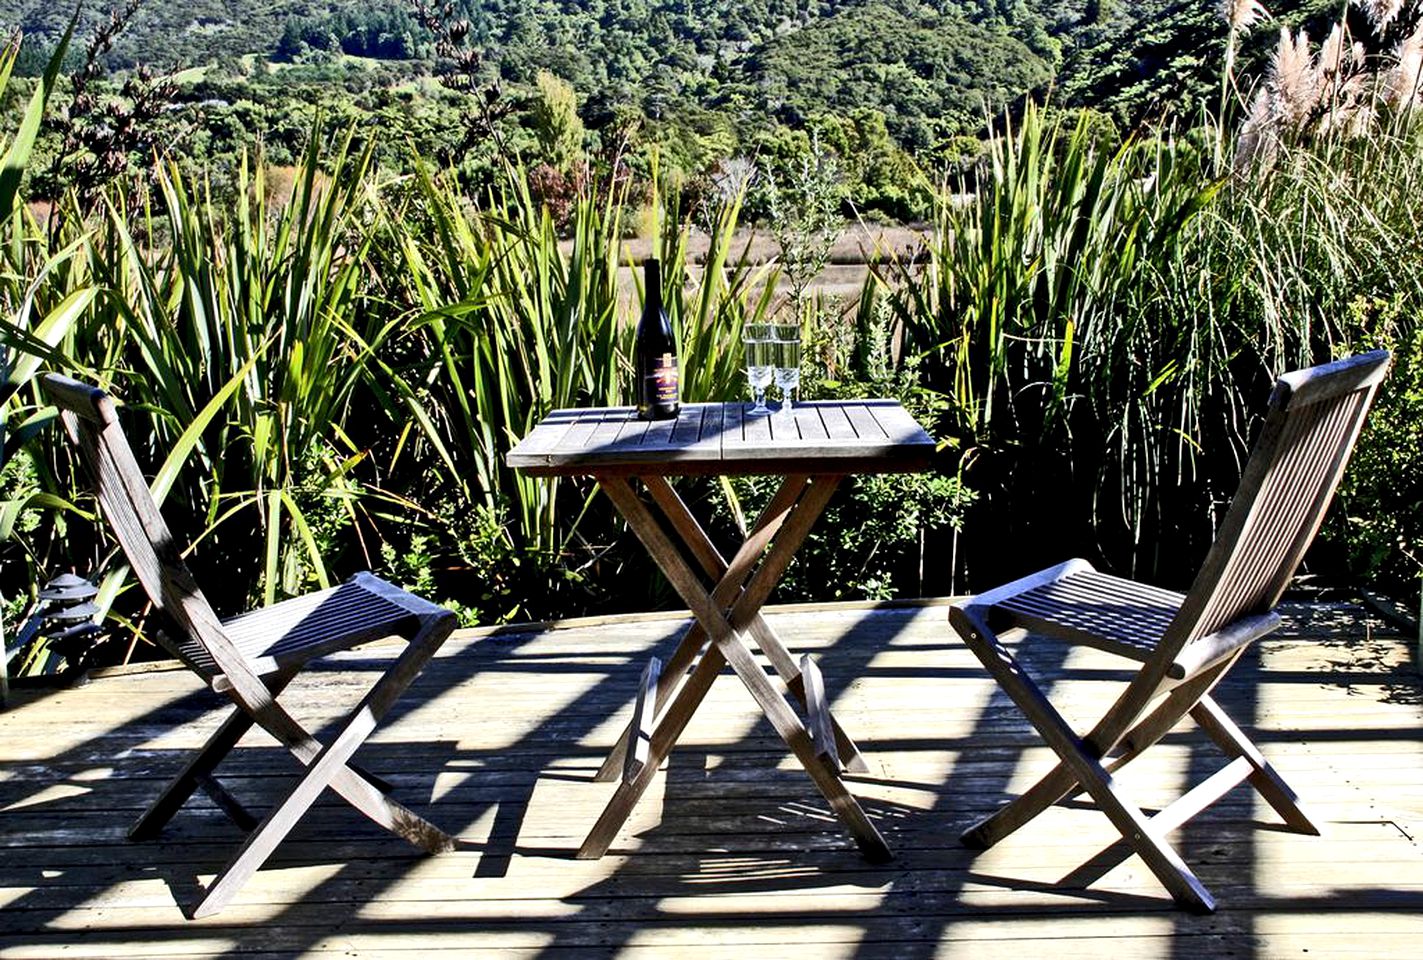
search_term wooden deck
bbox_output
[2,599,1421,957]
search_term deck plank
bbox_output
[0,600,1420,957]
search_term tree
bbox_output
[530,69,584,170]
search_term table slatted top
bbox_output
[507,400,936,476]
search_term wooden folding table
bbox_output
[507,400,935,861]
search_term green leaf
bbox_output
[279,488,330,591]
[263,489,282,607]
[3,286,97,397]
[0,491,89,542]
[149,336,272,506]
[0,20,73,224]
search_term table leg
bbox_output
[590,616,700,782]
[579,474,891,862]
[579,638,728,858]
[594,477,807,781]
[643,475,870,774]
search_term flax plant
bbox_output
[84,129,393,607]
[1,29,95,456]
[386,163,628,560]
[884,106,1238,576]
[470,170,627,554]
[0,28,115,681]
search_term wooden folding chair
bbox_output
[948,350,1390,912]
[41,374,460,918]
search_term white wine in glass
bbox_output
[771,323,801,413]
[743,323,774,415]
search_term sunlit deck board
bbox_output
[1,599,1421,957]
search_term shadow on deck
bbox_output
[1,599,1420,958]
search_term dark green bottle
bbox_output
[635,258,680,420]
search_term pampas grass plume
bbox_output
[1387,23,1423,107]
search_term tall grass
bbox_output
[886,103,1423,584]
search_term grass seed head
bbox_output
[1387,24,1423,107]
[1355,0,1408,30]
[1273,27,1321,125]
[1219,0,1271,31]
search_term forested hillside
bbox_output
[0,0,1356,213]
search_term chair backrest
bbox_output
[41,374,252,683]
[1153,350,1390,681]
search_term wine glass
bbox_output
[743,323,774,416]
[771,322,802,414]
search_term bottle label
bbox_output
[648,352,679,404]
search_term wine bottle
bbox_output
[635,258,680,420]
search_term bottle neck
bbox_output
[643,259,661,307]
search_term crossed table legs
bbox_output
[576,471,892,863]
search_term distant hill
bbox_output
[0,0,1337,161]
[0,1,347,67]
[1,1,1066,141]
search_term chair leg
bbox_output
[953,612,1096,849]
[347,761,396,794]
[1191,695,1321,835]
[960,699,1204,850]
[131,671,299,840]
[193,771,260,832]
[132,705,254,840]
[951,605,1216,912]
[193,693,403,918]
[1112,664,1233,763]
[961,758,1081,849]
[1067,756,1217,912]
[1013,665,1318,840]
[253,614,457,847]
[192,614,458,918]
[961,642,1235,849]
[252,705,452,854]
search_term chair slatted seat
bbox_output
[190,573,431,680]
[41,374,460,919]
[949,350,1390,912]
[993,568,1183,660]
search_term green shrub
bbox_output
[885,99,1423,588]
[1335,299,1423,595]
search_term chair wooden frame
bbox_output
[948,351,1390,912]
[41,374,460,918]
